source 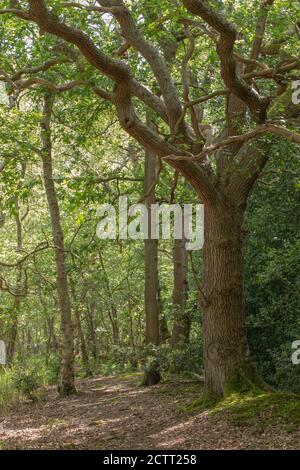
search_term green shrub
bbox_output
[13,369,44,401]
[165,341,203,377]
[0,368,23,411]
[272,344,300,393]
[140,341,203,379]
[12,359,47,401]
[98,346,139,376]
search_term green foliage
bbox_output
[0,359,46,412]
[0,0,299,413]
[89,340,203,380]
[13,369,43,401]
[163,342,203,377]
[45,354,60,385]
[141,341,203,379]
[0,368,23,411]
[245,142,300,392]
[98,346,138,376]
[12,359,47,401]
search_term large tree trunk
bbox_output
[41,93,76,396]
[202,201,264,397]
[143,122,160,386]
[170,236,190,347]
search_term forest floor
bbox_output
[0,372,299,450]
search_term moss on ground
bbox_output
[182,390,300,433]
[223,365,273,397]
[178,389,219,413]
[213,392,300,432]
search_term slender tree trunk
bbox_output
[143,121,160,386]
[144,235,160,350]
[75,307,91,376]
[70,281,92,377]
[170,236,190,347]
[126,277,138,368]
[38,289,51,364]
[6,271,22,365]
[158,280,171,343]
[26,328,32,356]
[40,93,76,396]
[86,301,99,360]
[202,201,266,397]
[45,316,54,365]
[98,250,120,344]
[48,298,59,353]
[6,174,25,365]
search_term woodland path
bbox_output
[0,373,299,450]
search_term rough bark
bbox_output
[40,93,76,396]
[201,200,267,397]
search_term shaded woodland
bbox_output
[0,0,300,451]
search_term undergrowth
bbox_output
[0,364,47,412]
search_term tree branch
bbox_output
[0,242,50,267]
[10,58,71,81]
[97,0,191,140]
[0,7,31,19]
[165,124,300,162]
[182,0,270,123]
[245,0,275,75]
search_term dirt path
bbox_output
[0,373,299,450]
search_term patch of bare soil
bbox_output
[0,374,299,450]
